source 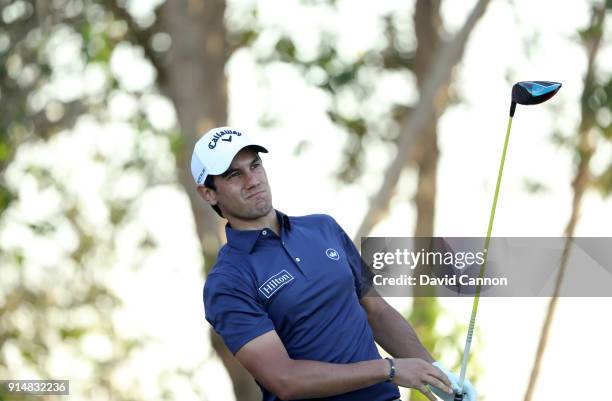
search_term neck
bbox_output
[227,208,280,234]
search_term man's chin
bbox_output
[220,199,274,222]
[240,202,274,220]
[254,202,274,217]
[250,194,273,213]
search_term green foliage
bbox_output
[523,178,550,195]
[0,1,182,400]
[81,21,114,63]
[327,111,367,181]
[236,28,258,49]
[60,327,88,340]
[168,130,185,161]
[26,221,56,235]
[109,200,129,224]
[595,163,612,196]
[0,184,15,214]
[257,10,416,184]
[274,37,297,61]
[577,19,612,196]
[551,5,612,198]
[0,140,10,161]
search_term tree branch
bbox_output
[354,0,491,241]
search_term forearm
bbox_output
[368,304,434,363]
[279,358,389,399]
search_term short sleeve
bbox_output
[330,217,374,298]
[204,272,275,354]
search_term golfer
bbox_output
[193,127,476,401]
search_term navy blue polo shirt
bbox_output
[203,211,399,401]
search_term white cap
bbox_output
[190,127,268,185]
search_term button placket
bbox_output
[280,237,307,279]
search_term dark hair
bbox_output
[204,175,224,218]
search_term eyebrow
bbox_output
[221,155,261,178]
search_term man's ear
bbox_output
[196,186,218,206]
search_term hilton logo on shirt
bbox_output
[259,270,294,299]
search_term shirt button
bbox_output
[295,257,301,262]
[262,230,267,235]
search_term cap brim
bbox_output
[208,144,269,176]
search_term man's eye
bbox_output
[252,162,261,169]
[227,172,239,179]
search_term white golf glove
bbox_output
[430,362,476,401]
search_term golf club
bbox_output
[453,81,562,401]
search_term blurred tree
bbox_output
[523,3,611,401]
[0,0,262,399]
[0,1,169,399]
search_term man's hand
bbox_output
[430,362,477,401]
[391,359,454,401]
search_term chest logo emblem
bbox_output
[259,270,294,299]
[326,248,340,260]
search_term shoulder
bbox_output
[208,244,251,278]
[288,214,351,242]
[205,247,255,294]
[203,261,261,323]
[289,213,339,229]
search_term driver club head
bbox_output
[510,81,562,116]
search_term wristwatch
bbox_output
[385,358,396,382]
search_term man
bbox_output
[192,127,476,401]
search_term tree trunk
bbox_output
[409,2,443,400]
[158,1,260,400]
[413,0,442,240]
[522,5,605,401]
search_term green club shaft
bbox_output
[457,116,514,391]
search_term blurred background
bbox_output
[1,0,611,400]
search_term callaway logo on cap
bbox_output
[191,127,268,185]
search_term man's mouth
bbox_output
[245,190,265,200]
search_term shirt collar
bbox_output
[225,210,291,253]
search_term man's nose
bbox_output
[244,170,260,187]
